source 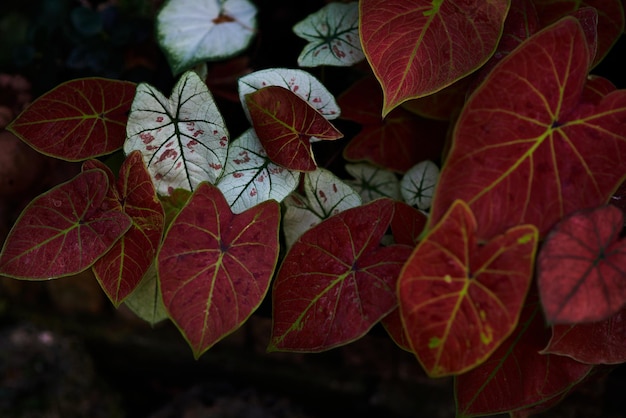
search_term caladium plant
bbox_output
[2,0,626,415]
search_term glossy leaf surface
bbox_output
[8,78,135,161]
[156,0,257,74]
[538,205,626,323]
[543,308,626,364]
[158,183,280,358]
[216,128,300,214]
[455,297,593,416]
[293,2,364,67]
[398,201,538,377]
[125,71,229,195]
[430,17,626,240]
[270,198,413,352]
[245,86,343,172]
[0,170,131,279]
[359,0,509,115]
[87,152,165,306]
[282,168,361,248]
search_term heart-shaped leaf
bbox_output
[158,182,280,358]
[0,169,132,279]
[293,2,364,67]
[269,198,413,352]
[216,128,300,214]
[538,205,626,323]
[430,17,626,240]
[455,296,594,416]
[86,152,165,306]
[156,0,258,75]
[8,78,136,161]
[400,160,439,210]
[542,307,626,364]
[238,68,340,122]
[245,85,343,172]
[398,200,538,377]
[344,163,401,203]
[359,0,509,116]
[282,168,362,248]
[124,71,229,196]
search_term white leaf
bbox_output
[157,0,257,75]
[345,163,401,203]
[400,160,439,210]
[293,2,364,67]
[238,68,340,122]
[124,262,168,326]
[216,128,300,214]
[283,168,361,247]
[124,71,229,196]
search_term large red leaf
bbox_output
[359,0,509,116]
[398,200,538,377]
[158,182,280,358]
[245,85,343,172]
[430,17,626,240]
[538,205,626,323]
[455,296,594,416]
[542,307,626,364]
[339,77,447,172]
[86,152,165,306]
[269,198,413,352]
[7,78,136,161]
[0,170,132,279]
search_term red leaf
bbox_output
[7,78,136,161]
[543,307,626,364]
[87,152,165,306]
[269,198,413,352]
[359,0,509,115]
[538,205,626,323]
[455,296,594,416]
[339,77,447,172]
[0,170,132,279]
[398,200,538,377]
[430,17,626,240]
[158,183,280,358]
[245,85,343,172]
[390,201,428,246]
[381,308,413,352]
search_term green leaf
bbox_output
[124,262,169,326]
[124,71,229,196]
[156,0,258,75]
[293,2,364,67]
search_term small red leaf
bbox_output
[455,296,593,416]
[270,198,413,352]
[390,201,428,246]
[398,200,538,377]
[90,152,165,306]
[359,0,509,115]
[0,170,132,279]
[543,308,626,364]
[245,85,343,172]
[158,183,280,358]
[538,205,626,323]
[8,78,136,161]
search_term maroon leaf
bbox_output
[0,170,132,279]
[269,198,413,352]
[390,201,428,246]
[245,85,343,172]
[538,205,626,323]
[8,78,136,161]
[87,152,165,306]
[158,182,280,358]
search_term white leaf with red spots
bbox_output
[124,71,229,196]
[156,0,257,75]
[293,2,364,67]
[238,68,340,124]
[345,163,401,203]
[216,128,300,214]
[282,168,361,247]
